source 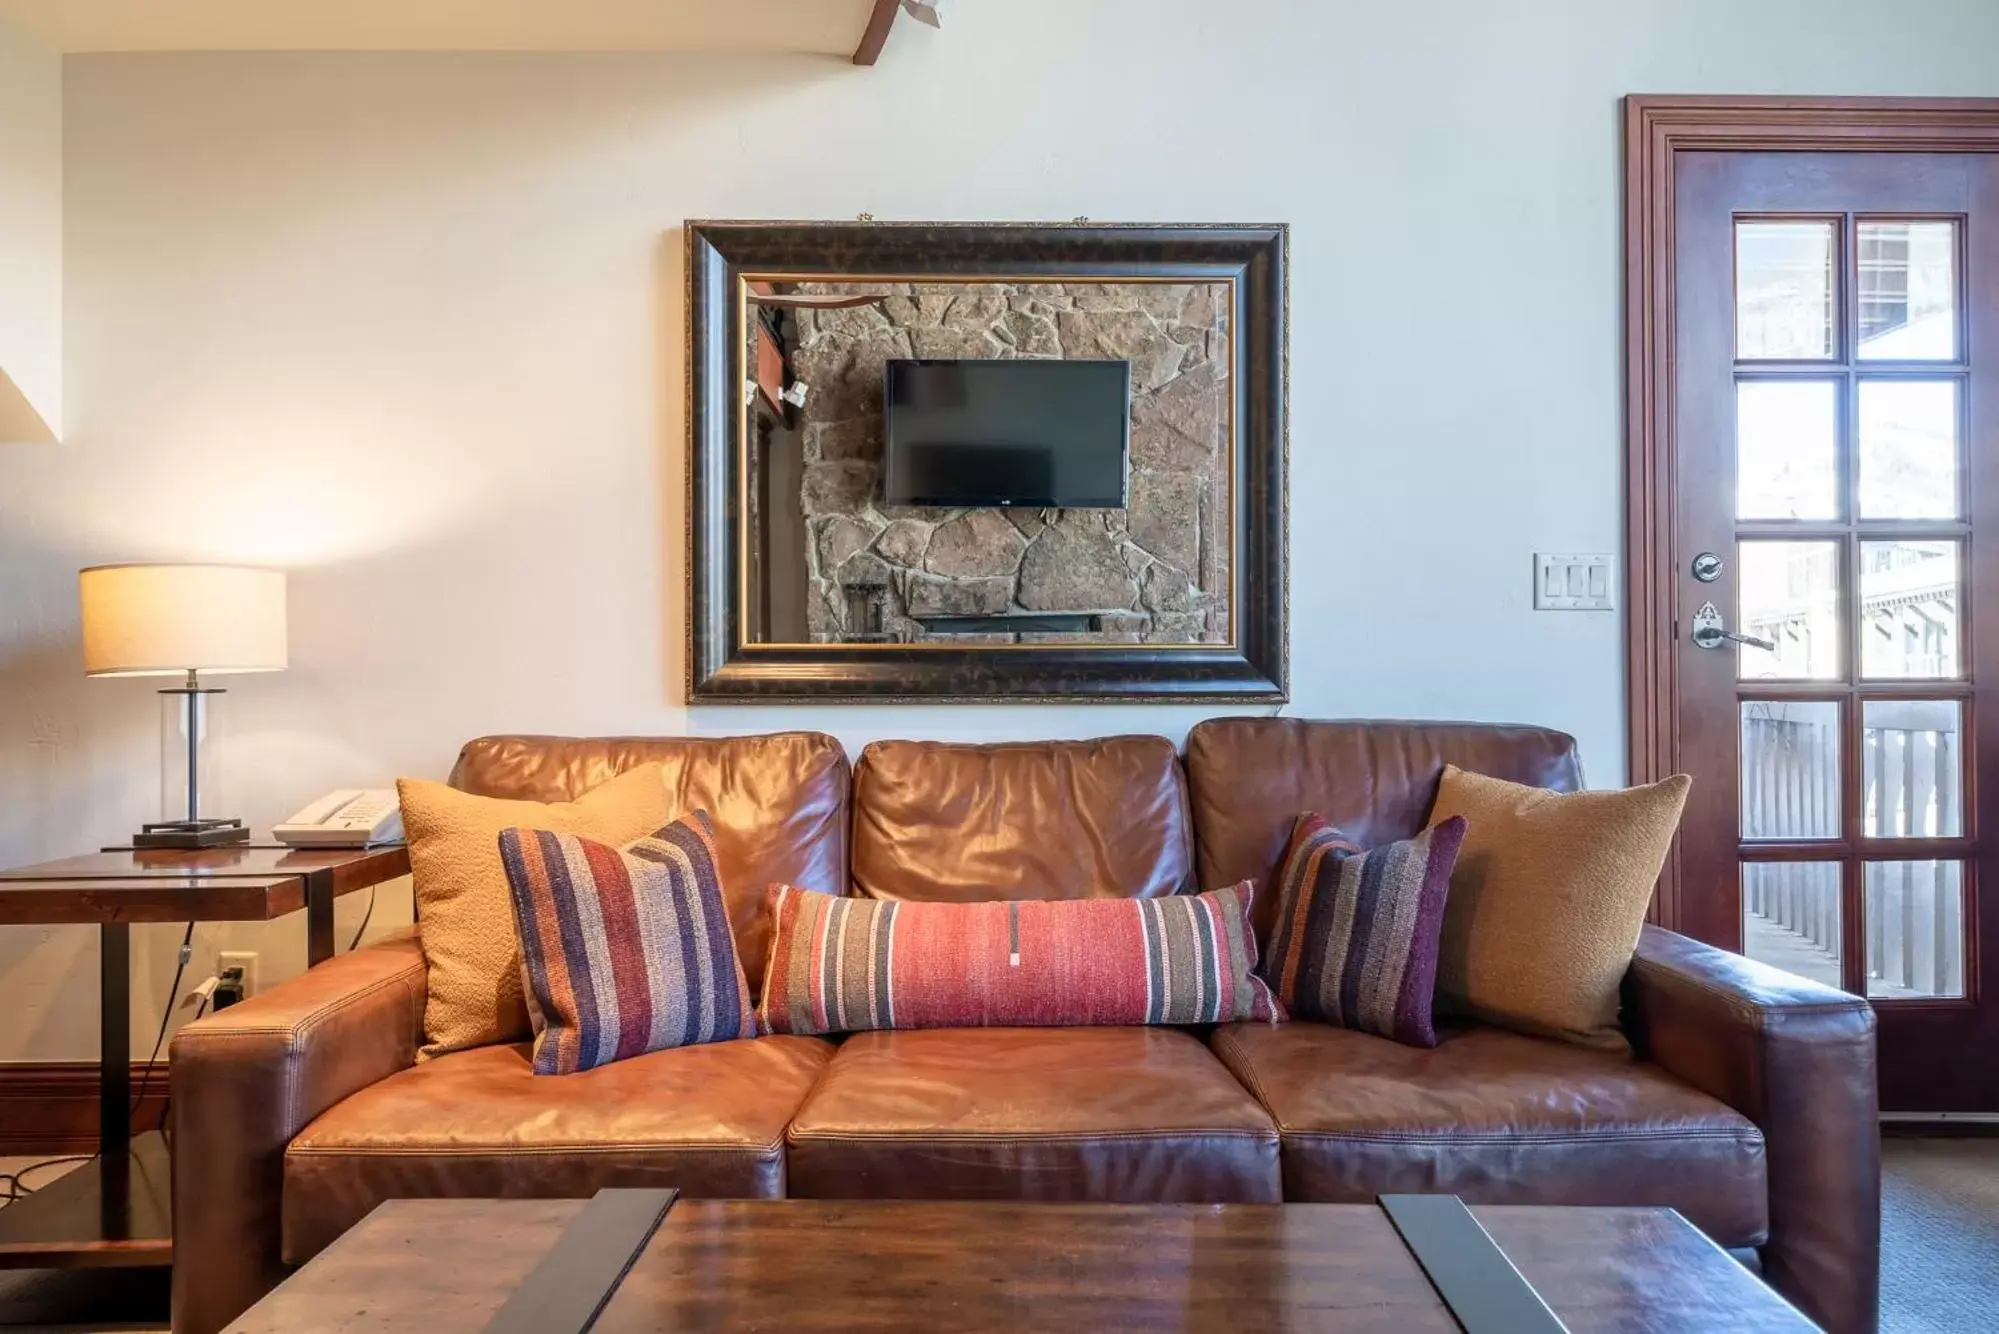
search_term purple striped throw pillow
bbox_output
[497,811,755,1075]
[1259,813,1467,1048]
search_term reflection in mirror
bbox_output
[743,279,1233,647]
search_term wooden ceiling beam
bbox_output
[851,0,899,66]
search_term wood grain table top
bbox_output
[0,841,409,925]
[226,1198,1817,1334]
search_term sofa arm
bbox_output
[169,930,426,1334]
[1624,924,1878,1334]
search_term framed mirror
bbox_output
[687,220,1286,702]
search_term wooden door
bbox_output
[1636,113,1999,1112]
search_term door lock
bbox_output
[1691,601,1775,651]
[1692,552,1723,583]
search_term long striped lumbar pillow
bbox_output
[498,811,756,1075]
[758,883,1283,1035]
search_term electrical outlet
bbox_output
[218,950,259,999]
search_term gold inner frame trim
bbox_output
[734,271,1242,652]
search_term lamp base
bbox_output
[132,818,250,850]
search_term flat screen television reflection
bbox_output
[883,358,1131,508]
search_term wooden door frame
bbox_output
[1624,95,1999,932]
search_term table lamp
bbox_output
[79,564,288,848]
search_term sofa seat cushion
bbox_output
[282,1035,833,1263]
[786,1027,1281,1202]
[1212,1020,1769,1247]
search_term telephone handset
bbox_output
[273,789,404,848]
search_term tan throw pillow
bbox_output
[399,765,672,1059]
[1427,765,1690,1052]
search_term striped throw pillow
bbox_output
[1260,814,1467,1048]
[758,883,1282,1036]
[497,811,755,1075]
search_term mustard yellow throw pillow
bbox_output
[399,765,671,1059]
[1427,765,1690,1052]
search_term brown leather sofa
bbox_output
[169,720,1880,1334]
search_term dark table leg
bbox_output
[305,868,336,966]
[0,922,173,1267]
[99,924,131,1191]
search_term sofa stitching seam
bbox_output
[177,964,425,1047]
[174,964,422,1132]
[1210,1030,1273,1106]
[785,1129,1279,1144]
[1279,1128,1765,1145]
[288,1140,782,1158]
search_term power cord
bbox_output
[348,887,377,952]
[0,1155,93,1204]
[153,989,210,1148]
[1,926,199,1206]
[3,894,377,1209]
[128,924,195,1131]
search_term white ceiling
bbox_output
[0,0,882,54]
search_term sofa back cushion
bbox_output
[851,736,1193,902]
[450,733,848,993]
[1185,718,1582,948]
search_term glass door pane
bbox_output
[1737,221,1838,360]
[1741,701,1842,840]
[1857,379,1960,518]
[1743,863,1843,990]
[1864,861,1965,998]
[1860,541,1960,679]
[1738,541,1843,680]
[1738,380,1841,520]
[1857,221,1958,361]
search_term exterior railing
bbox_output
[1741,705,1961,997]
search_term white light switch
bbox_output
[1534,554,1615,610]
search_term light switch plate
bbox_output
[1534,553,1615,610]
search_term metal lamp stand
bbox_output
[132,668,249,849]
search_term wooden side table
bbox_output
[0,840,411,1269]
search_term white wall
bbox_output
[5,0,1999,1060]
[0,11,60,439]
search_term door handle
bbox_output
[1690,601,1775,651]
[1693,625,1777,651]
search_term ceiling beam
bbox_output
[851,0,898,66]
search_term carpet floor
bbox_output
[0,1139,1993,1330]
[1879,1138,1999,1333]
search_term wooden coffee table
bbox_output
[226,1198,1817,1333]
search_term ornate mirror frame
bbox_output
[685,220,1287,702]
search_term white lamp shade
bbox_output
[80,564,288,677]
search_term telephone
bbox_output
[274,789,404,848]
